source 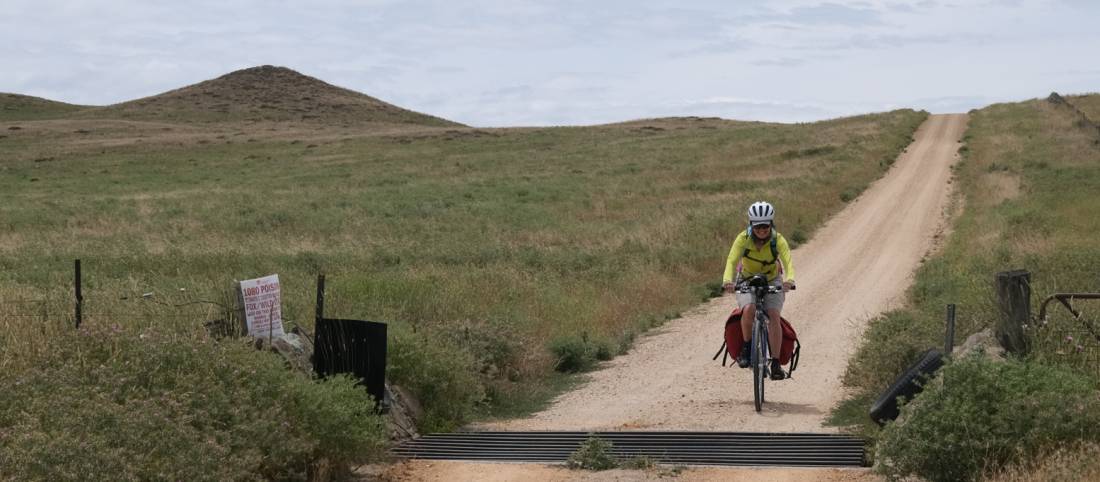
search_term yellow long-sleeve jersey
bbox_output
[722,230,795,285]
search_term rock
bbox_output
[953,328,1006,361]
[384,383,422,443]
[267,332,315,375]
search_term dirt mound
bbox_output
[77,65,461,126]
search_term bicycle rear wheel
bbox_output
[752,314,768,412]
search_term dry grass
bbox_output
[1066,92,1100,124]
[979,171,1022,205]
[983,443,1100,482]
[0,93,88,121]
[1,67,928,425]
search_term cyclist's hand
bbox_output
[782,282,795,292]
[722,282,735,294]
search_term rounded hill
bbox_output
[0,93,90,121]
[77,65,461,127]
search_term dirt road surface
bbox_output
[390,114,968,480]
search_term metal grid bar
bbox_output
[394,431,866,467]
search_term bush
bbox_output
[549,333,612,373]
[440,321,523,381]
[840,186,863,202]
[549,335,594,372]
[0,324,386,481]
[567,436,618,471]
[702,281,725,300]
[875,355,1100,482]
[620,455,657,470]
[386,328,486,432]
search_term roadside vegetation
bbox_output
[0,67,928,479]
[833,93,1100,481]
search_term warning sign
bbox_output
[240,274,284,339]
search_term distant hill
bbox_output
[0,93,89,121]
[72,65,462,127]
[1067,93,1100,121]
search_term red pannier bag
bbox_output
[713,307,801,375]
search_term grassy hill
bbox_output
[54,65,461,127]
[1069,93,1100,120]
[0,93,89,121]
[0,67,930,477]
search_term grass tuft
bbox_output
[567,436,618,471]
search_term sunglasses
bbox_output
[752,224,772,230]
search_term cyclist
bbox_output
[721,201,796,380]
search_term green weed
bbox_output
[567,436,618,471]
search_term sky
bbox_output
[3,0,1099,127]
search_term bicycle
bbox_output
[736,274,793,412]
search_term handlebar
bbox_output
[735,284,794,294]
[725,275,794,294]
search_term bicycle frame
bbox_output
[738,275,783,412]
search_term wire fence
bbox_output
[0,260,325,342]
[2,262,1097,379]
[1031,295,1100,378]
[0,295,242,343]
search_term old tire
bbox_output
[869,348,945,425]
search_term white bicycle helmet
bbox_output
[747,201,775,226]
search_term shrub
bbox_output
[875,355,1100,482]
[594,340,614,361]
[549,335,595,372]
[0,323,386,481]
[702,281,725,300]
[620,455,657,470]
[567,436,618,471]
[788,229,806,246]
[386,328,486,432]
[548,333,612,373]
[840,186,863,202]
[441,321,523,381]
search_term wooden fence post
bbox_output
[74,259,83,329]
[995,270,1031,355]
[315,273,326,325]
[234,281,247,336]
[944,304,956,356]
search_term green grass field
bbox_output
[0,109,927,414]
[9,67,1098,480]
[0,67,936,477]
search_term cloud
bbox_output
[669,96,844,122]
[751,57,808,67]
[784,2,884,26]
[1,0,1097,126]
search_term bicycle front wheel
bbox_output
[752,314,768,412]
